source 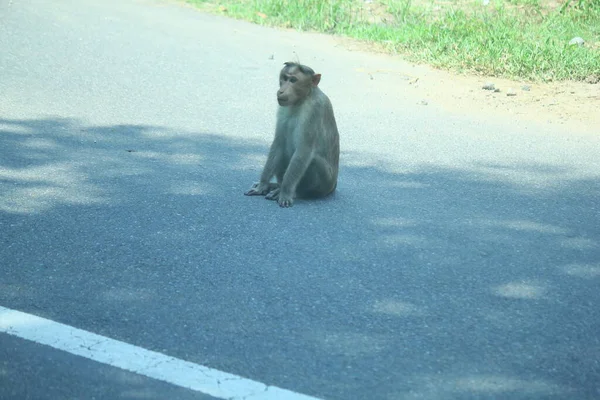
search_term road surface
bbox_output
[1,0,599,399]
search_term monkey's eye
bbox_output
[290,77,298,83]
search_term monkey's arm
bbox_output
[278,146,313,206]
[244,138,282,196]
[259,143,281,185]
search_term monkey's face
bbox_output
[277,67,312,107]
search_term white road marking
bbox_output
[0,305,322,400]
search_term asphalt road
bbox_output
[1,0,599,399]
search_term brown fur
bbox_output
[245,62,340,207]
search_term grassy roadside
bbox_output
[183,0,600,82]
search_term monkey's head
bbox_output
[277,62,322,107]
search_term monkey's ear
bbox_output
[312,74,322,87]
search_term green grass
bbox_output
[185,0,600,82]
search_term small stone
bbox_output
[584,74,599,84]
[521,85,531,91]
[506,88,517,96]
[268,54,274,60]
[569,37,585,46]
[419,100,428,105]
[494,88,501,93]
[482,82,495,90]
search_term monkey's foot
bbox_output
[265,188,280,201]
[244,182,272,196]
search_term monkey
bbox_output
[244,62,340,208]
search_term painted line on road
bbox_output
[0,305,322,400]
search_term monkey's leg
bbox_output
[296,155,336,198]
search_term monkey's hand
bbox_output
[276,191,294,208]
[266,187,294,207]
[245,182,276,196]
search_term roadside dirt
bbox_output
[350,51,598,133]
[393,64,598,133]
[338,38,599,134]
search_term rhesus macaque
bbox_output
[244,62,340,207]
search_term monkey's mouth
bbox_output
[277,97,289,106]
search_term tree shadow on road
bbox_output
[1,117,598,400]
